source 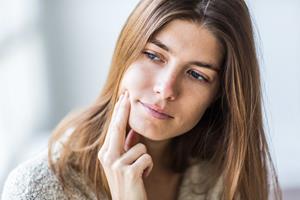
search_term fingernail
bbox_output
[124,90,129,98]
[143,171,147,178]
[143,169,150,178]
[118,94,124,101]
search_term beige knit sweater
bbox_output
[2,149,223,200]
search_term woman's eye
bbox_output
[143,51,162,62]
[187,70,208,82]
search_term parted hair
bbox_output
[48,0,282,199]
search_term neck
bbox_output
[140,137,183,200]
[139,137,176,178]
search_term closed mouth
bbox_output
[139,101,173,119]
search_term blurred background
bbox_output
[0,0,299,199]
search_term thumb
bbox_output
[124,129,140,152]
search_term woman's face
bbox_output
[119,19,223,141]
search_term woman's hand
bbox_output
[98,91,153,200]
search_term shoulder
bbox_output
[178,161,223,200]
[1,150,68,200]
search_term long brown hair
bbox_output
[48,0,282,199]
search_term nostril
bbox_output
[153,81,178,101]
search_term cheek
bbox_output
[176,93,212,132]
[181,105,206,129]
[119,63,154,94]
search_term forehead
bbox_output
[149,19,223,69]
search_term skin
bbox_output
[98,19,223,200]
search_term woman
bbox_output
[2,0,282,199]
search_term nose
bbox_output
[153,68,180,101]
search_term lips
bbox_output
[139,101,173,119]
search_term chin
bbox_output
[128,100,178,141]
[128,118,170,141]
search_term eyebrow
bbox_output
[149,38,220,72]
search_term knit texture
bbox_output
[2,150,223,200]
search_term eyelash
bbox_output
[142,51,208,82]
[186,70,208,82]
[143,51,162,62]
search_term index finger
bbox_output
[108,91,131,154]
[101,92,123,151]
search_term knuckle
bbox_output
[111,161,125,175]
[137,143,147,153]
[97,150,103,160]
[98,152,105,163]
[125,167,137,179]
[102,153,114,166]
[98,148,106,159]
[111,160,121,170]
[142,153,152,163]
